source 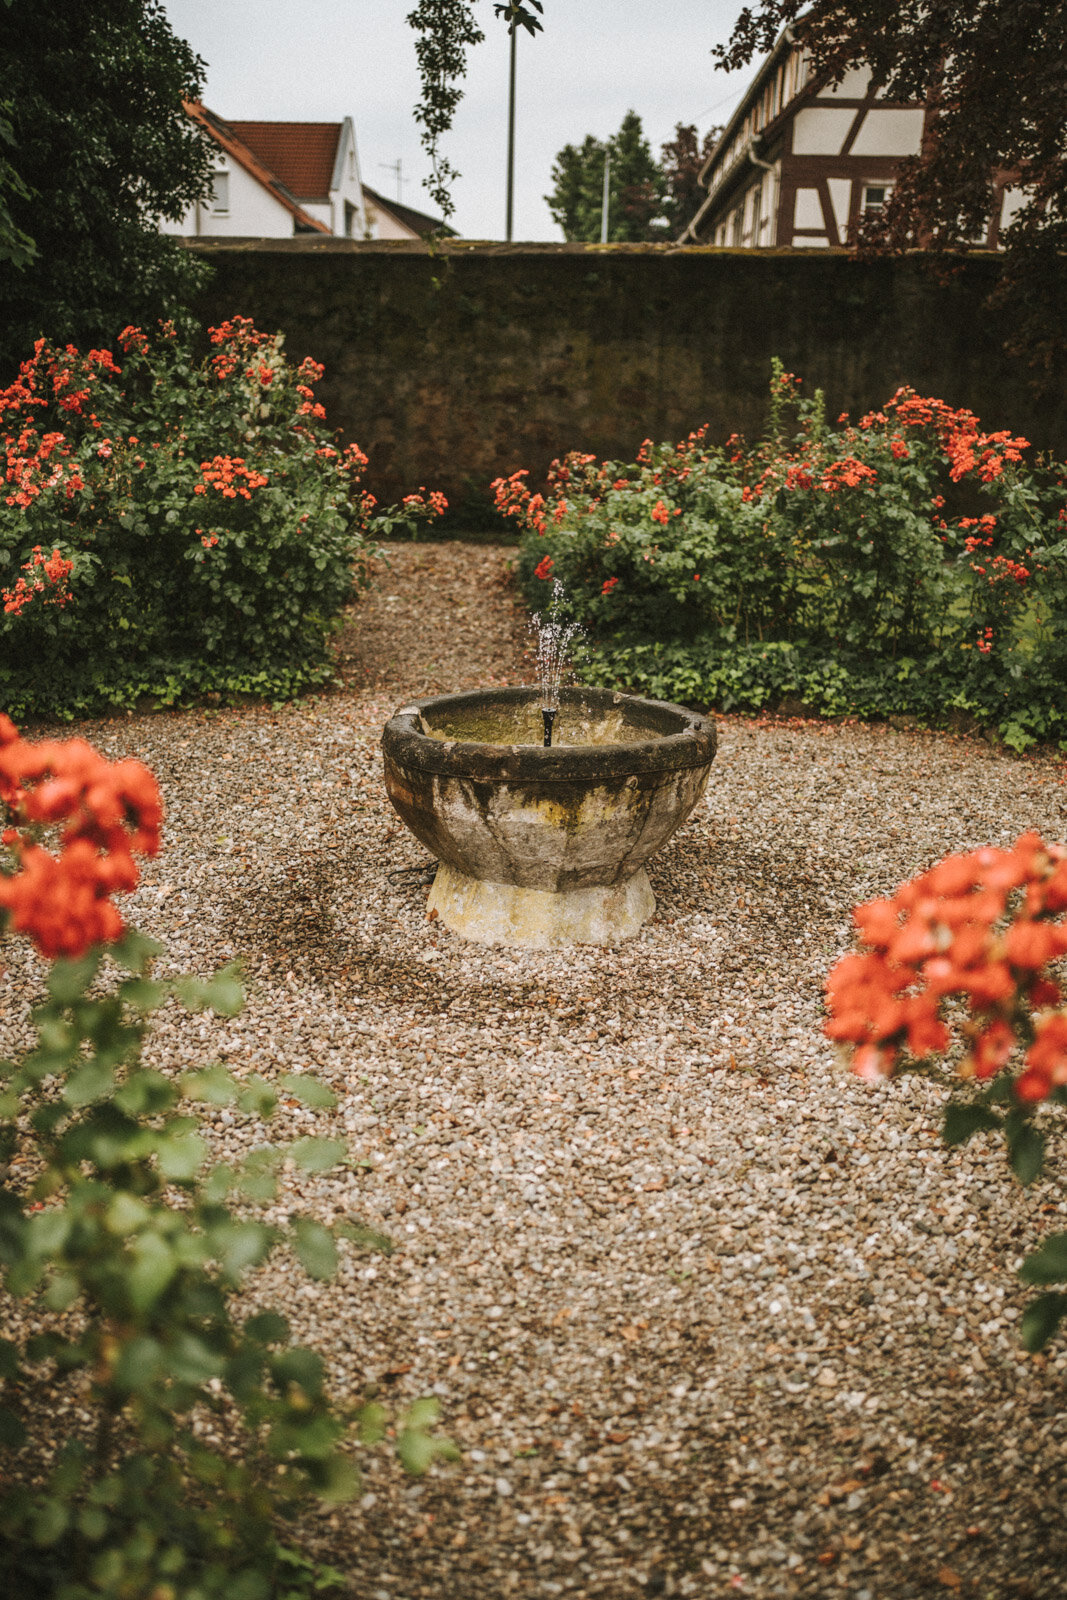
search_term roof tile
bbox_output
[228,121,342,201]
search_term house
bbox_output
[361,184,455,240]
[679,28,1022,249]
[160,104,452,240]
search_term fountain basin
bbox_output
[381,686,716,948]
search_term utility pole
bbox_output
[505,23,517,241]
[600,148,611,243]
[501,0,543,241]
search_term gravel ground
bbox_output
[3,541,1066,1599]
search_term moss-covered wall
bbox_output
[190,240,1067,512]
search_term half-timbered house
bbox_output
[680,29,1021,249]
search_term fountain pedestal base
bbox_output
[427,861,655,950]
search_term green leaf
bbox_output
[291,1218,337,1280]
[156,1131,207,1181]
[336,1219,393,1254]
[200,963,244,1016]
[942,1101,1000,1146]
[127,1234,178,1312]
[279,1073,337,1110]
[76,1503,107,1542]
[182,1063,240,1105]
[201,1162,237,1203]
[111,929,163,974]
[62,1058,115,1107]
[5,1257,44,1297]
[1020,1291,1067,1352]
[403,1396,441,1431]
[211,1219,273,1281]
[1019,1232,1067,1286]
[118,977,165,1011]
[31,1496,69,1547]
[311,1452,360,1503]
[115,1069,176,1120]
[168,1331,225,1385]
[237,1165,278,1202]
[47,951,102,1005]
[0,1339,20,1379]
[358,1401,386,1445]
[1007,1119,1045,1186]
[289,1137,346,1174]
[42,1272,79,1312]
[0,1405,27,1448]
[26,1207,72,1259]
[245,1310,290,1344]
[237,1076,278,1119]
[112,1335,164,1392]
[397,1426,460,1475]
[273,1345,325,1398]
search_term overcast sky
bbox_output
[161,1,753,239]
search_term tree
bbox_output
[546,111,667,242]
[715,0,1067,377]
[407,1,542,222]
[0,0,212,376]
[660,122,722,238]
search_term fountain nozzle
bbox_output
[542,707,556,748]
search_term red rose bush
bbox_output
[826,833,1067,1349]
[0,317,445,720]
[0,720,453,1594]
[500,360,1067,749]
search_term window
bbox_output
[210,171,229,214]
[344,200,358,238]
[862,183,890,212]
[750,184,762,244]
[731,205,743,246]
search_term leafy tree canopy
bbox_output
[546,116,721,243]
[546,111,668,243]
[0,0,212,375]
[660,122,722,238]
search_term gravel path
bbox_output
[4,542,1066,1599]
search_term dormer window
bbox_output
[210,170,230,214]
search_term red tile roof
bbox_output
[228,121,342,202]
[185,102,330,233]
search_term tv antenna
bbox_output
[379,158,406,203]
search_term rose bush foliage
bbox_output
[0,318,444,720]
[0,717,455,1596]
[500,362,1067,750]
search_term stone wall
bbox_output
[189,240,1067,513]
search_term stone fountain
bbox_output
[381,683,716,949]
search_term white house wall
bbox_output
[792,107,856,156]
[329,121,369,238]
[999,185,1026,233]
[849,108,926,158]
[160,155,296,236]
[823,65,871,98]
[826,177,852,237]
[363,200,417,239]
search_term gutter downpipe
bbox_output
[679,140,774,245]
[678,23,796,246]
